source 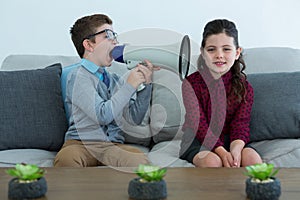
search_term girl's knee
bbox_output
[241,148,262,167]
[193,152,222,167]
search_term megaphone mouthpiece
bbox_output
[111,45,125,63]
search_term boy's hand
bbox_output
[127,67,146,89]
[127,59,160,89]
[136,60,160,84]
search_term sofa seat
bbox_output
[149,140,194,167]
[251,139,300,167]
[0,149,56,167]
[0,142,193,167]
[2,139,300,168]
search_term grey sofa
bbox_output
[0,47,299,167]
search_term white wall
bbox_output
[1,0,300,64]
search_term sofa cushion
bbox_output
[150,70,186,143]
[0,63,68,151]
[248,71,300,141]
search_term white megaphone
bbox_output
[111,35,191,82]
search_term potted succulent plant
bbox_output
[244,163,281,200]
[6,163,47,200]
[128,164,167,200]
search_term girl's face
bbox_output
[201,33,241,79]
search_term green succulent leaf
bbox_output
[245,163,279,181]
[6,163,45,181]
[135,164,167,182]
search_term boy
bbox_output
[54,14,156,167]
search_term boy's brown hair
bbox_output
[70,14,113,58]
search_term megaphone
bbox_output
[111,35,191,81]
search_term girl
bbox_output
[180,19,262,167]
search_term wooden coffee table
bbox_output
[0,167,299,199]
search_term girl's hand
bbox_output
[220,151,234,167]
[230,140,245,167]
[215,146,234,167]
[230,150,241,167]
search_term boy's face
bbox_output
[84,24,117,67]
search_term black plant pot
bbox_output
[245,177,281,200]
[8,177,47,200]
[128,178,167,200]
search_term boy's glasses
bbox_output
[85,29,118,42]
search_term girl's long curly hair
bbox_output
[198,19,247,102]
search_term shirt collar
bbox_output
[80,58,105,74]
[200,65,232,87]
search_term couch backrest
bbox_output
[243,47,300,73]
[1,54,81,70]
[2,47,300,72]
[1,47,300,146]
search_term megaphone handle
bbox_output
[125,60,146,91]
[137,83,146,92]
